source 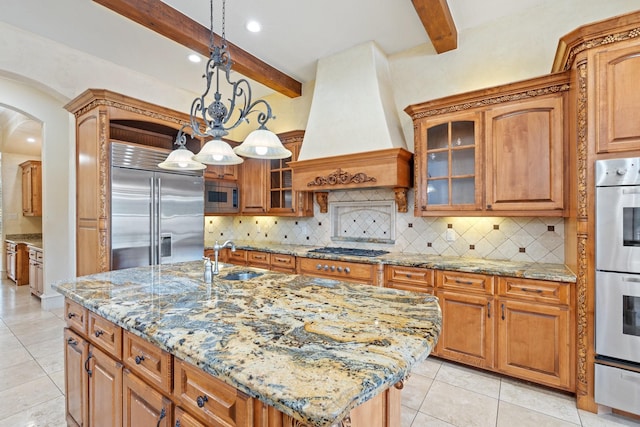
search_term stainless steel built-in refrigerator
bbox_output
[110,142,204,270]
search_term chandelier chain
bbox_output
[222,0,226,45]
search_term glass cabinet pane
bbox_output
[451,148,475,176]
[271,171,281,188]
[451,121,475,147]
[451,178,475,204]
[427,180,449,205]
[427,151,448,178]
[270,190,281,208]
[283,170,292,189]
[427,123,448,150]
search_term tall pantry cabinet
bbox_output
[65,89,200,276]
[551,11,640,412]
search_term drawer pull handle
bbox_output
[135,355,145,365]
[196,395,208,408]
[406,274,412,278]
[501,303,505,320]
[67,337,78,346]
[67,312,77,319]
[175,420,181,427]
[520,287,543,294]
[455,279,473,285]
[156,407,166,427]
[487,302,491,318]
[94,330,104,338]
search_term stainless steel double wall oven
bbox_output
[595,157,640,415]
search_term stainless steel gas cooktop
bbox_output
[308,247,389,258]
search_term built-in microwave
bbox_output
[204,180,239,213]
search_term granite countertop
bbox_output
[53,261,441,427]
[5,233,43,251]
[207,241,577,283]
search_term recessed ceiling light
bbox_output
[188,54,202,63]
[26,137,36,143]
[246,20,262,33]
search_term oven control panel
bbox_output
[596,157,640,186]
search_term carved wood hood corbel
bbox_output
[288,148,413,208]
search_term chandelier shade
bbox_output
[158,0,291,170]
[193,138,243,165]
[158,147,207,170]
[234,128,292,159]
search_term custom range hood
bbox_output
[289,42,412,210]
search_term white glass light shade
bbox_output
[234,129,292,159]
[194,138,244,165]
[158,148,206,170]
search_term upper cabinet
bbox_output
[20,160,42,217]
[406,73,569,217]
[204,139,239,181]
[238,130,313,217]
[592,43,640,153]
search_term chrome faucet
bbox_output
[212,240,236,275]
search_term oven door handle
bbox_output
[622,188,640,194]
[622,277,640,283]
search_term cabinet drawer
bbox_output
[36,251,43,262]
[227,249,247,265]
[270,253,295,272]
[123,369,172,427]
[298,257,376,284]
[65,299,88,334]
[6,242,16,252]
[123,331,172,394]
[498,277,569,305]
[88,311,122,359]
[437,270,494,294]
[247,250,270,267]
[174,359,253,427]
[386,266,434,287]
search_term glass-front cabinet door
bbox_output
[416,112,482,214]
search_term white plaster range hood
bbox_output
[289,42,413,209]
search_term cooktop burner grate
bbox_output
[308,247,389,257]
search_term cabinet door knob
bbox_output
[135,355,145,365]
[67,337,78,346]
[67,312,76,319]
[196,395,208,408]
[94,330,104,338]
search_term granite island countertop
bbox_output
[53,261,441,427]
[206,241,577,283]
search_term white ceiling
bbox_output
[0,106,42,157]
[0,0,549,155]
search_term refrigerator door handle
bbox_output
[156,177,162,263]
[150,177,157,265]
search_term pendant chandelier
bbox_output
[159,0,291,171]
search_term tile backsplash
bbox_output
[205,188,565,263]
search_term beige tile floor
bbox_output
[0,279,639,427]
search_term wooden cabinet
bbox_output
[236,131,312,217]
[414,112,483,213]
[266,131,313,217]
[496,277,573,390]
[19,160,42,216]
[406,73,569,217]
[247,250,270,269]
[485,95,565,212]
[65,89,200,276]
[123,369,171,427]
[269,253,296,273]
[28,246,44,297]
[88,345,123,427]
[174,359,253,426]
[204,140,239,181]
[435,271,495,368]
[385,265,434,294]
[64,328,89,427]
[5,241,29,286]
[592,42,640,153]
[123,331,172,394]
[239,158,268,214]
[298,257,382,286]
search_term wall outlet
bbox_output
[445,228,456,242]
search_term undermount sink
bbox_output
[221,271,264,281]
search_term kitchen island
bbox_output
[54,261,441,427]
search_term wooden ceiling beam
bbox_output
[93,0,302,98]
[411,0,458,53]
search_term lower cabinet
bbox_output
[28,246,44,297]
[123,369,171,427]
[89,346,123,427]
[436,290,495,368]
[383,266,575,392]
[64,328,89,427]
